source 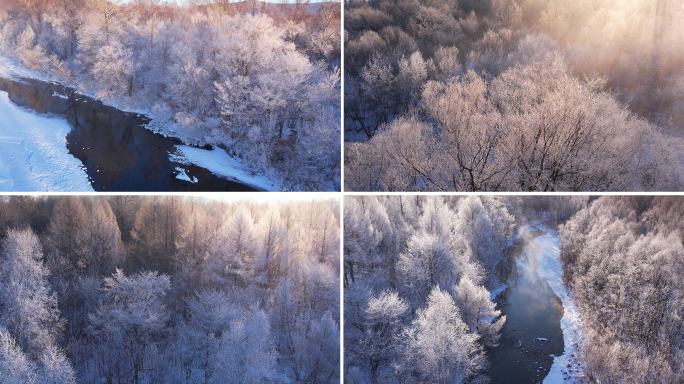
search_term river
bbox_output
[486,226,566,383]
[0,76,259,191]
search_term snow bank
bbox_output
[170,145,277,191]
[489,282,508,300]
[534,228,584,383]
[0,55,53,83]
[0,91,93,191]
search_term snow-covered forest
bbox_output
[559,196,684,383]
[0,195,340,383]
[0,0,341,191]
[344,0,684,191]
[345,195,517,383]
[343,195,605,384]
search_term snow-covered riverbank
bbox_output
[534,227,585,383]
[0,55,52,83]
[0,55,281,191]
[0,90,93,191]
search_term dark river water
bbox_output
[486,227,565,384]
[0,76,258,191]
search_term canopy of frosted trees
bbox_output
[344,195,516,383]
[0,0,341,190]
[0,195,340,383]
[344,0,684,191]
[559,196,684,383]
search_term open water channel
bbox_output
[487,227,565,384]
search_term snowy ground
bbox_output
[533,227,585,383]
[0,55,52,82]
[170,145,278,191]
[0,91,93,191]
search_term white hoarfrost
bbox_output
[0,91,93,191]
[533,227,584,383]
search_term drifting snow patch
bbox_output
[52,91,68,99]
[534,227,584,384]
[175,167,197,183]
[537,338,548,342]
[170,145,277,191]
[0,91,93,191]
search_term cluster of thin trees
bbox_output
[344,195,515,383]
[344,0,682,191]
[559,196,684,383]
[0,195,340,384]
[0,0,341,190]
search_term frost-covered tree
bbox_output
[0,326,37,384]
[214,307,277,384]
[360,290,408,383]
[90,40,134,98]
[404,287,486,384]
[452,277,506,347]
[257,208,288,290]
[46,196,89,277]
[176,290,241,384]
[15,25,48,72]
[38,345,76,384]
[454,196,506,279]
[277,309,339,384]
[131,196,186,273]
[84,197,123,276]
[397,232,455,310]
[88,270,170,384]
[205,207,257,288]
[559,196,684,383]
[0,229,62,358]
[87,0,126,44]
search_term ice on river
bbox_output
[170,145,277,191]
[0,91,93,191]
[175,167,198,183]
[534,227,584,383]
